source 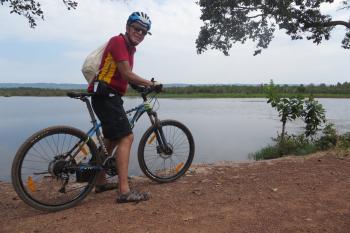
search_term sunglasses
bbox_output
[130,25,149,36]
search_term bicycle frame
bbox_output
[68,93,172,164]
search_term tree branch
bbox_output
[305,20,350,29]
[247,14,264,19]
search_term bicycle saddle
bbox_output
[67,92,94,98]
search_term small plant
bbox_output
[316,123,337,150]
[277,133,317,155]
[251,145,281,160]
[251,133,318,160]
[252,122,350,160]
[337,132,350,149]
[266,80,326,141]
[266,80,304,143]
[252,80,338,160]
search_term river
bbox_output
[1,97,349,181]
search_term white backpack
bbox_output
[81,42,108,84]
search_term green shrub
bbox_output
[337,132,350,149]
[275,134,316,155]
[252,134,317,160]
[315,123,337,150]
[294,143,318,155]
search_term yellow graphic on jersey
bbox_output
[97,53,117,84]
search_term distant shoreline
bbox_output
[1,83,350,98]
[1,93,350,98]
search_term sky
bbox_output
[0,0,349,85]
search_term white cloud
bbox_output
[0,0,349,84]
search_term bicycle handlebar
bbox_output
[129,83,163,96]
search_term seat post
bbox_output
[83,97,97,125]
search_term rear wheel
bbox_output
[11,126,100,211]
[138,120,195,183]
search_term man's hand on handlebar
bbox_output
[151,79,163,93]
[129,78,163,94]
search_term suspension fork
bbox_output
[147,111,172,154]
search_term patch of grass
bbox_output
[250,145,281,160]
[252,134,319,160]
[294,144,318,155]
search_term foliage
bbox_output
[252,133,318,160]
[266,80,326,142]
[251,144,281,160]
[196,0,350,55]
[316,123,338,150]
[276,133,317,155]
[252,125,350,160]
[1,0,77,28]
[268,95,304,141]
[337,132,350,149]
[303,97,326,137]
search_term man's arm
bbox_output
[117,61,153,86]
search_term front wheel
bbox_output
[138,120,195,183]
[11,126,100,211]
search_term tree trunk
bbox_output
[281,120,286,143]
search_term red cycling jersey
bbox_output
[88,34,136,95]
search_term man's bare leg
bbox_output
[115,133,134,193]
[95,138,118,186]
[113,133,151,202]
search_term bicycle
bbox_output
[11,85,195,211]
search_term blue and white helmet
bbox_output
[127,12,152,31]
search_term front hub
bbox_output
[158,143,174,159]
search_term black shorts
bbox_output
[91,95,132,140]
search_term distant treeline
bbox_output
[1,82,350,98]
[0,87,81,97]
[160,82,350,95]
[141,82,350,98]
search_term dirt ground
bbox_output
[1,150,350,233]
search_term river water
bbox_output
[1,97,349,181]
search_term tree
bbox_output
[266,80,326,143]
[268,95,304,143]
[1,0,78,28]
[196,0,350,55]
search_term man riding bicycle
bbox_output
[88,12,161,203]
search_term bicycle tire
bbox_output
[11,126,100,212]
[138,120,195,183]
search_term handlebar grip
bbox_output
[153,84,163,93]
